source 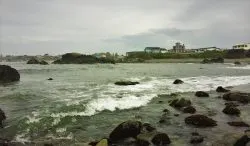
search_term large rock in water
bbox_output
[223,92,250,103]
[151,133,171,145]
[216,86,230,93]
[0,108,6,128]
[53,53,115,64]
[185,114,217,127]
[183,106,196,114]
[109,121,142,143]
[0,65,20,83]
[228,121,250,127]
[222,105,241,116]
[114,81,140,86]
[201,57,224,64]
[137,131,171,146]
[195,91,209,97]
[173,79,184,84]
[169,98,191,108]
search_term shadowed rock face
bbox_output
[109,121,142,143]
[223,92,250,103]
[195,91,209,97]
[185,114,217,127]
[0,65,20,83]
[0,108,6,128]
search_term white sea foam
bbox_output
[14,133,30,143]
[50,75,250,120]
[227,65,250,70]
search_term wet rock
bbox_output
[44,144,53,146]
[234,135,250,146]
[136,139,150,146]
[151,133,171,145]
[216,86,230,93]
[223,92,250,103]
[109,121,142,142]
[222,105,240,116]
[225,102,239,107]
[27,58,40,64]
[183,106,196,114]
[158,101,163,103]
[40,60,49,65]
[159,119,166,123]
[228,121,250,127]
[169,98,191,108]
[174,114,180,117]
[114,81,140,86]
[163,109,169,113]
[0,108,6,128]
[201,57,224,64]
[47,78,53,80]
[195,91,209,97]
[142,123,156,133]
[234,61,241,65]
[96,139,108,146]
[170,93,178,97]
[212,133,245,146]
[173,79,184,84]
[0,65,20,83]
[185,114,217,127]
[190,133,204,144]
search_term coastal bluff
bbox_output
[53,53,115,64]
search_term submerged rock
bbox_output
[0,108,6,128]
[223,92,250,103]
[234,61,241,65]
[114,81,140,86]
[228,121,250,127]
[216,86,230,93]
[195,91,209,97]
[190,132,204,144]
[27,58,40,64]
[183,106,196,114]
[109,121,142,143]
[47,78,53,81]
[0,65,20,83]
[169,98,191,108]
[151,133,171,146]
[173,79,184,84]
[185,114,217,127]
[222,105,241,116]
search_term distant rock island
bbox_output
[53,53,115,64]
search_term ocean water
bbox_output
[1,62,250,146]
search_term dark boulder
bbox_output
[222,105,241,116]
[195,91,209,97]
[234,61,241,65]
[169,98,191,108]
[27,58,40,64]
[151,133,171,146]
[190,133,204,144]
[109,121,142,143]
[183,106,196,114]
[216,86,230,93]
[234,135,250,146]
[223,92,250,103]
[114,81,140,86]
[228,121,250,127]
[136,139,150,146]
[0,65,20,83]
[163,109,169,113]
[141,123,156,133]
[0,108,6,128]
[225,102,239,107]
[40,60,49,65]
[173,79,184,84]
[185,114,217,127]
[47,78,53,81]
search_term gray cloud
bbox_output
[0,0,249,55]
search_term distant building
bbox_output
[173,42,185,53]
[232,43,250,50]
[189,47,221,53]
[144,47,167,53]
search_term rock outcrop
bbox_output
[0,108,6,128]
[27,58,49,65]
[53,53,115,64]
[201,57,224,64]
[109,121,142,142]
[195,91,209,97]
[114,81,140,86]
[0,65,20,83]
[222,105,241,116]
[185,114,217,127]
[173,79,184,84]
[169,98,191,108]
[216,86,230,93]
[223,92,250,103]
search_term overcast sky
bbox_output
[0,0,250,55]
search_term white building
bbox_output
[144,47,167,53]
[232,43,250,50]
